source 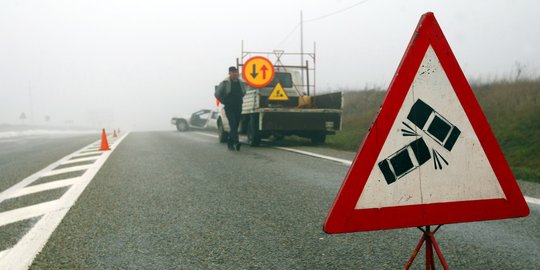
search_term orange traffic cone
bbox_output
[113,130,118,138]
[100,128,110,151]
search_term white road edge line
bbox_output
[273,146,353,166]
[194,131,352,165]
[0,133,129,270]
[0,248,10,260]
[195,131,352,165]
[193,131,219,139]
[525,196,540,205]
[193,131,540,205]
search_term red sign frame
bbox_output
[323,12,529,234]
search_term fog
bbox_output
[1,0,539,131]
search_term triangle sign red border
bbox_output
[323,12,529,234]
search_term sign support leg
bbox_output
[425,226,434,269]
[404,225,449,270]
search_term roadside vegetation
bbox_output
[325,79,540,183]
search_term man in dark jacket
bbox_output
[215,66,247,151]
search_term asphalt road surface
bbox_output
[1,131,539,269]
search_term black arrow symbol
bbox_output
[251,64,258,79]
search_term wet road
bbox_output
[0,131,538,269]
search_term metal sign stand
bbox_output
[404,225,449,270]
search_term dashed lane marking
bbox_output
[0,132,129,270]
[193,131,540,205]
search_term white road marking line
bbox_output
[0,248,10,260]
[75,150,102,155]
[525,196,540,205]
[0,133,129,270]
[79,148,99,152]
[193,131,540,205]
[60,156,99,165]
[0,142,98,203]
[69,153,102,159]
[5,208,63,270]
[193,131,218,138]
[274,146,540,205]
[3,177,80,200]
[78,143,114,154]
[40,164,93,177]
[193,132,352,165]
[0,199,61,227]
[273,146,353,166]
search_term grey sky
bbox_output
[1,0,538,130]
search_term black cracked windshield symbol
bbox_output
[378,99,461,185]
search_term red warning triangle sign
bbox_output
[324,12,529,233]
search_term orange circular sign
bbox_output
[242,56,275,88]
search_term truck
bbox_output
[216,50,342,146]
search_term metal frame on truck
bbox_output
[217,46,343,146]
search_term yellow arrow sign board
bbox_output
[268,83,289,101]
[242,56,275,88]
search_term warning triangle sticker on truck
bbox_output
[323,12,529,234]
[268,82,289,101]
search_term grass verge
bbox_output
[325,79,540,183]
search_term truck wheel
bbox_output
[247,114,261,146]
[218,120,228,143]
[310,132,326,145]
[176,120,189,132]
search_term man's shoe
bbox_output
[235,143,241,151]
[228,142,234,151]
